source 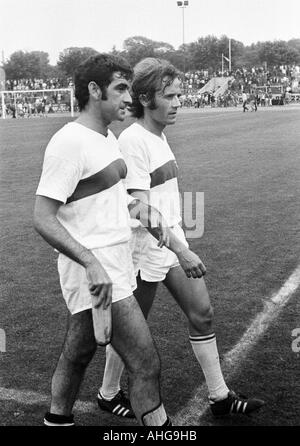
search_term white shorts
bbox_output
[130,224,188,282]
[57,242,137,315]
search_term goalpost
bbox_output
[0,88,75,119]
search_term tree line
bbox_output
[3,35,300,81]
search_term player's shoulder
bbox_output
[118,122,147,152]
[119,122,142,141]
[45,122,83,159]
[49,122,80,144]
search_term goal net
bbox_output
[0,88,75,119]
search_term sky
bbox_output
[0,0,300,65]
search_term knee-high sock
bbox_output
[189,334,229,401]
[100,344,125,400]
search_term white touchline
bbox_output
[0,265,299,425]
[172,264,300,425]
[0,386,97,413]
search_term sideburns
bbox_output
[148,95,157,111]
[101,86,108,101]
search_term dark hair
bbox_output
[129,58,181,118]
[74,53,133,111]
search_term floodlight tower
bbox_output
[221,38,232,77]
[177,1,189,74]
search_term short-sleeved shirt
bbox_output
[118,122,181,227]
[36,122,131,249]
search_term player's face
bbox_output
[101,72,132,123]
[149,77,181,127]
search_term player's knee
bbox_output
[77,344,97,366]
[127,345,161,381]
[63,341,97,368]
[189,304,214,332]
[142,353,160,381]
[141,352,161,382]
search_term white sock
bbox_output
[99,344,125,400]
[189,333,229,401]
[142,403,168,426]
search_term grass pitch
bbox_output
[0,106,300,426]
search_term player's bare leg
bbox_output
[164,266,229,401]
[110,294,169,425]
[163,266,213,335]
[49,310,97,417]
[164,266,264,415]
[98,276,158,417]
[49,295,169,426]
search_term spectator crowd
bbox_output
[182,64,300,95]
[1,65,300,118]
[3,77,73,91]
[179,64,300,108]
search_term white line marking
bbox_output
[173,264,300,425]
[0,265,299,425]
[0,386,96,413]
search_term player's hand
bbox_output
[156,216,170,248]
[143,207,170,248]
[177,248,206,278]
[86,261,113,309]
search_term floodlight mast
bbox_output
[229,38,232,71]
[221,39,232,77]
[177,1,189,74]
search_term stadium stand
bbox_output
[1,64,299,117]
[179,64,300,108]
[199,76,234,98]
[4,77,73,91]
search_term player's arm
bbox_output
[33,195,112,308]
[127,190,206,279]
[167,231,206,279]
[127,190,169,248]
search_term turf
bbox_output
[0,106,299,426]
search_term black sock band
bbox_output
[44,412,74,426]
[141,402,169,426]
[163,417,173,426]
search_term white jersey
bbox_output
[119,122,181,227]
[36,122,131,249]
